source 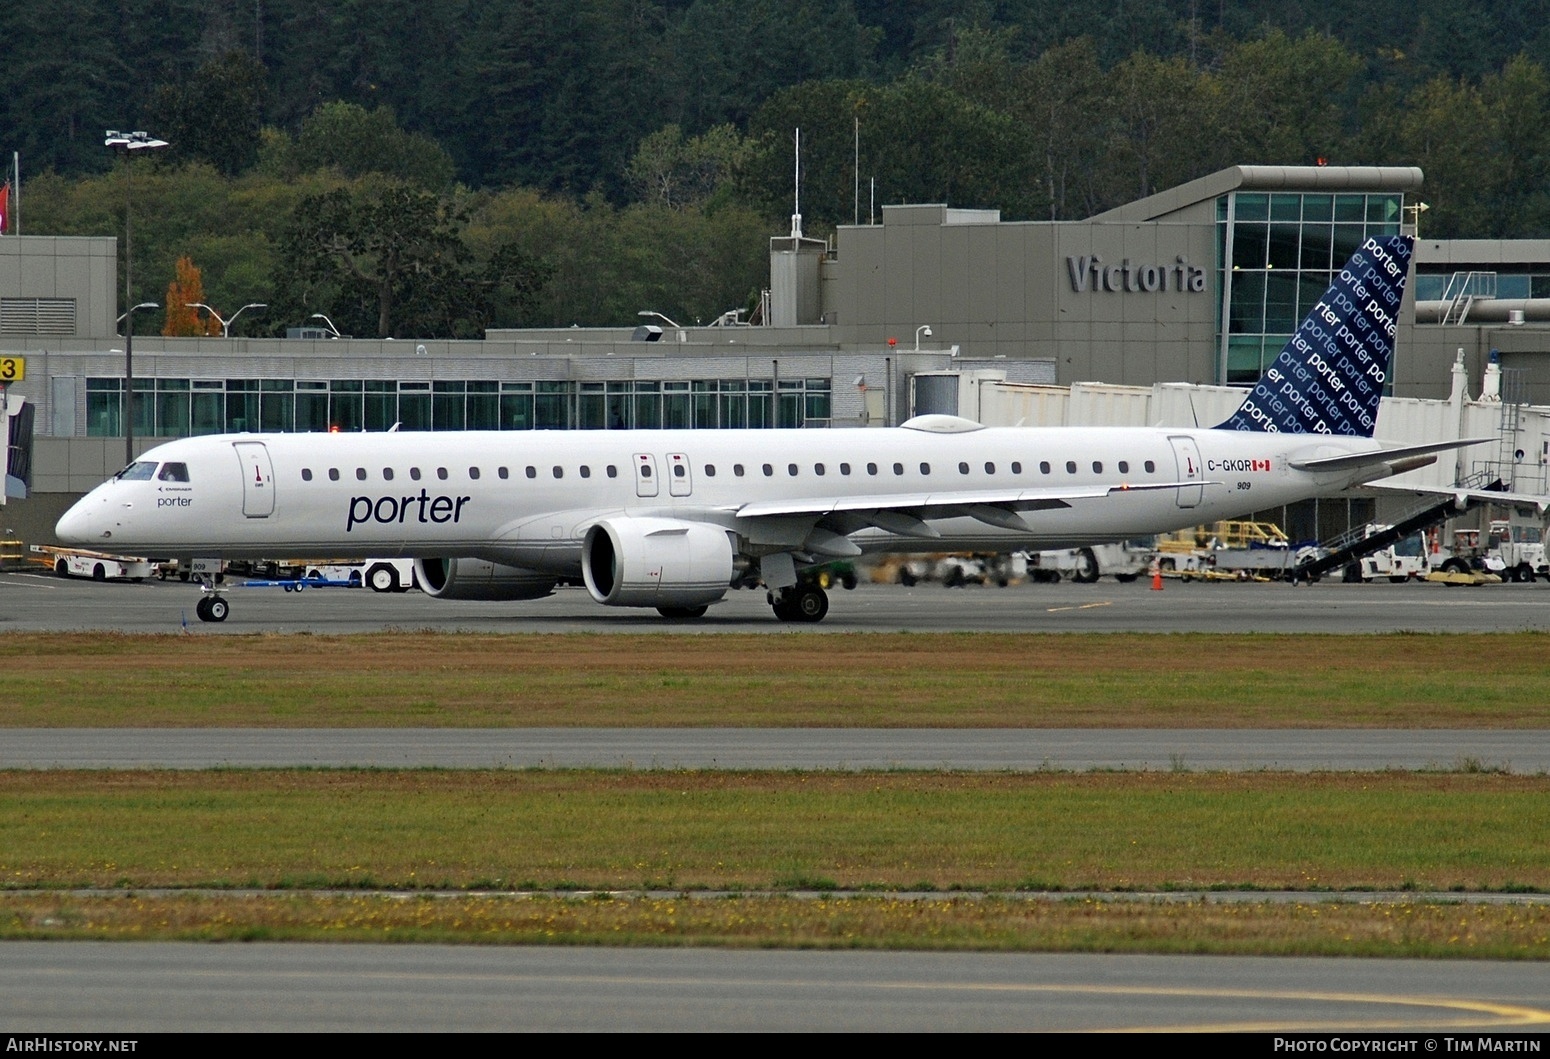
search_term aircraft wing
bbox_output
[730,481,1204,542]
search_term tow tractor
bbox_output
[31,545,154,582]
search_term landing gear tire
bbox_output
[196,596,229,623]
[1071,548,1099,584]
[366,563,398,593]
[657,605,708,619]
[771,584,828,623]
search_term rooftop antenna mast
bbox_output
[790,128,803,238]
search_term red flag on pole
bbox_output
[0,182,9,234]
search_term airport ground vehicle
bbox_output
[1024,540,1154,583]
[32,545,153,581]
[1341,526,1430,582]
[1433,521,1548,582]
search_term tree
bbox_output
[625,124,751,209]
[162,256,222,336]
[276,180,539,338]
[149,51,268,176]
[283,102,456,190]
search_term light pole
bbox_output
[106,130,168,466]
[117,302,159,467]
[309,313,343,339]
[637,309,686,342]
[187,302,267,337]
[914,324,933,351]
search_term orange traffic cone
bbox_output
[1150,557,1163,591]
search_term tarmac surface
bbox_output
[5,567,1548,1032]
[3,727,1543,773]
[4,567,1550,633]
[3,943,1548,1032]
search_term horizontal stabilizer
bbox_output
[1288,437,1492,474]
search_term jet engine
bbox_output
[413,558,559,601]
[582,517,736,608]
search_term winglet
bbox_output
[1217,234,1412,437]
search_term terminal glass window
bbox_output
[1219,191,1403,384]
[81,375,835,436]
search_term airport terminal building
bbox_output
[4,164,1550,543]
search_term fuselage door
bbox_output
[667,452,692,497]
[234,441,275,517]
[634,453,659,498]
[1167,435,1203,508]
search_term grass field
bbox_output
[5,892,1549,959]
[2,770,1546,893]
[7,630,1548,956]
[3,631,1549,727]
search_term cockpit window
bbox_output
[157,462,190,482]
[117,461,158,481]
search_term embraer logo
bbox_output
[348,490,471,531]
[1207,459,1271,472]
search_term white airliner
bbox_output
[56,235,1482,622]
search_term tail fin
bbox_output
[1216,234,1413,436]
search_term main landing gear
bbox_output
[194,575,229,623]
[768,581,829,623]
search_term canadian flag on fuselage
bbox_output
[1217,234,1413,438]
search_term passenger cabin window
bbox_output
[787,463,798,476]
[1066,461,1078,474]
[328,468,340,481]
[639,465,651,478]
[672,465,684,478]
[958,462,970,474]
[410,468,422,481]
[815,463,825,476]
[733,464,745,477]
[920,462,931,475]
[437,468,449,480]
[1092,461,1103,474]
[1011,461,1022,474]
[301,468,313,482]
[1040,462,1051,474]
[867,463,878,475]
[763,464,774,477]
[553,466,564,479]
[704,464,715,477]
[1118,461,1129,474]
[893,463,904,475]
[469,467,480,480]
[984,462,995,475]
[498,467,509,479]
[157,462,190,482]
[580,466,591,479]
[526,466,537,479]
[840,463,851,475]
[382,467,396,481]
[1144,460,1156,473]
[356,468,367,480]
[607,465,618,478]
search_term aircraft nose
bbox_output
[55,496,109,544]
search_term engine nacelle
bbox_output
[413,558,559,601]
[582,517,736,608]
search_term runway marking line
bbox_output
[1045,601,1114,613]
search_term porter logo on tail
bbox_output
[1218,234,1412,437]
